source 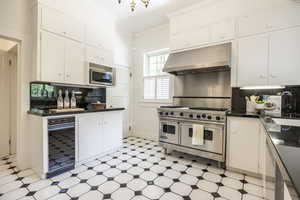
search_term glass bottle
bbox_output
[71,90,77,109]
[64,90,70,109]
[57,89,64,109]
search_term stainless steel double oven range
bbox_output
[158,106,228,167]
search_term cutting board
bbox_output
[49,108,85,113]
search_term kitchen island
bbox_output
[28,108,125,178]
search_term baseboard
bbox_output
[130,132,158,142]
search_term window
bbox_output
[143,50,170,101]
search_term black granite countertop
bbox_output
[227,112,260,118]
[27,107,125,117]
[261,117,300,199]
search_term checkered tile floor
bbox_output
[0,137,264,200]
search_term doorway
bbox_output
[0,37,18,157]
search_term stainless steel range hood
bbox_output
[164,43,231,75]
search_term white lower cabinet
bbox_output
[78,114,103,162]
[77,111,123,162]
[102,112,123,152]
[227,117,262,174]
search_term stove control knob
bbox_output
[170,112,174,115]
[180,113,184,116]
[216,116,221,121]
[159,112,163,115]
[165,112,169,116]
[207,116,212,120]
[197,115,201,119]
[202,114,207,118]
[189,114,193,118]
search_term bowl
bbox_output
[91,103,106,110]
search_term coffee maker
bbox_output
[264,92,296,117]
[281,91,297,117]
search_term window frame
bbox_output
[142,49,173,104]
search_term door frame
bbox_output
[0,34,22,167]
[0,49,17,156]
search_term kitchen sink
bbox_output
[272,118,300,127]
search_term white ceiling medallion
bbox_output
[118,0,150,12]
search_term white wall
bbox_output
[0,0,34,169]
[132,24,171,141]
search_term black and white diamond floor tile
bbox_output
[0,137,264,200]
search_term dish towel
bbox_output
[192,124,204,146]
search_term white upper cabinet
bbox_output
[237,27,300,87]
[64,15,84,42]
[86,46,113,67]
[65,40,85,85]
[237,13,271,38]
[211,19,235,42]
[86,24,103,48]
[40,31,65,83]
[40,31,85,84]
[41,6,84,42]
[41,6,66,36]
[86,22,113,50]
[237,34,269,87]
[238,6,300,38]
[269,27,300,86]
[170,17,235,51]
[170,25,211,51]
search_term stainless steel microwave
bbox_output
[88,63,115,86]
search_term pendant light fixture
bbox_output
[118,0,151,12]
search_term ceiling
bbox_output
[97,0,202,33]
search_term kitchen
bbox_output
[0,0,300,200]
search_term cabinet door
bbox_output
[227,117,260,174]
[170,25,210,51]
[269,6,300,32]
[65,40,85,85]
[86,24,103,49]
[78,115,102,161]
[211,19,235,42]
[64,15,84,42]
[41,6,65,36]
[40,31,65,83]
[102,49,113,67]
[237,13,270,37]
[102,112,123,152]
[237,34,269,87]
[86,45,103,65]
[269,27,300,86]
